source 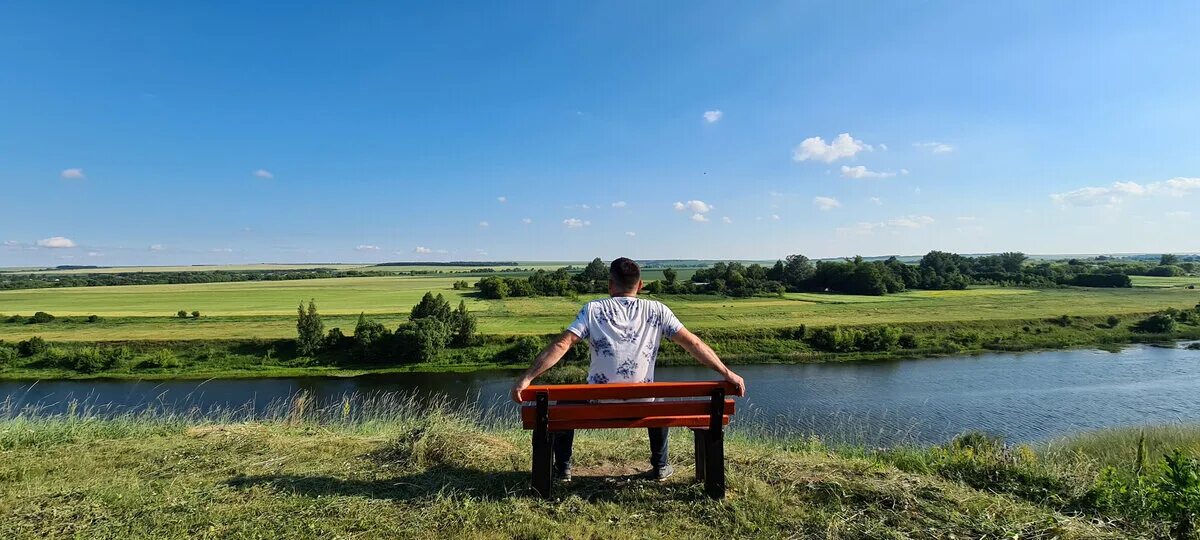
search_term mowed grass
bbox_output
[0,399,1162,539]
[2,274,1199,341]
[1130,275,1200,288]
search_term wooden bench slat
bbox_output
[547,415,730,430]
[519,381,736,402]
[520,400,735,428]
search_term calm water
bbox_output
[3,343,1198,444]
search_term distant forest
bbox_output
[2,253,1196,296]
[475,252,1200,298]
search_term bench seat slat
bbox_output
[547,415,730,430]
[519,381,736,402]
[520,400,734,427]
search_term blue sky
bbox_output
[3,1,1199,266]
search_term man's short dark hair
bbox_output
[609,257,641,291]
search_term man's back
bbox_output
[566,297,683,384]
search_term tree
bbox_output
[411,292,452,323]
[477,277,510,299]
[296,299,325,356]
[191,310,201,319]
[176,310,188,318]
[449,300,477,346]
[353,313,390,361]
[782,255,815,290]
[1161,253,1181,266]
[394,318,449,363]
[663,268,678,285]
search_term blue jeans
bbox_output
[552,427,669,473]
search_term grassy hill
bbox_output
[2,396,1196,539]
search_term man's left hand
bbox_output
[510,377,531,403]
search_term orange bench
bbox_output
[518,381,739,499]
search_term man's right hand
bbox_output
[723,369,746,397]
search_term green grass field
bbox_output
[1,398,1194,538]
[1,273,1198,341]
[1131,275,1200,288]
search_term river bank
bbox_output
[1,312,1198,381]
[2,396,1197,539]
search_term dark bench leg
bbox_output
[704,388,726,499]
[531,391,552,498]
[692,428,706,482]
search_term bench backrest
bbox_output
[518,381,738,431]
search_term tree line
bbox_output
[465,252,1198,299]
[295,293,479,364]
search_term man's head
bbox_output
[609,257,642,295]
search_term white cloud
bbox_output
[956,216,980,222]
[414,246,433,254]
[914,142,954,154]
[673,200,713,213]
[721,216,733,224]
[888,215,936,229]
[1050,177,1200,207]
[1166,210,1192,219]
[625,231,636,237]
[478,221,489,228]
[87,251,103,257]
[149,244,165,251]
[771,214,781,221]
[869,197,883,206]
[792,133,872,163]
[703,110,723,123]
[37,236,76,248]
[211,248,234,253]
[812,196,841,211]
[2,240,19,247]
[690,213,709,222]
[521,217,533,224]
[60,168,86,179]
[497,196,507,203]
[840,165,896,180]
[879,143,889,151]
[611,201,627,208]
[254,169,274,179]
[355,245,380,251]
[563,218,591,229]
[836,215,935,235]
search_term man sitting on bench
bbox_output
[510,257,746,482]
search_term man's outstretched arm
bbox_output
[670,328,746,396]
[510,330,581,402]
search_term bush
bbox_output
[898,333,920,349]
[325,327,349,350]
[70,347,111,373]
[191,310,201,319]
[353,314,391,362]
[87,314,101,323]
[0,345,17,367]
[394,318,450,364]
[501,335,546,363]
[44,347,70,367]
[27,311,55,324]
[1135,313,1177,334]
[536,365,588,384]
[1106,315,1121,328]
[137,349,179,369]
[17,336,48,357]
[858,326,902,352]
[176,310,189,318]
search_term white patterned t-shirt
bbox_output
[565,296,684,385]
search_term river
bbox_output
[3,343,1198,445]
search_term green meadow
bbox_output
[2,396,1197,538]
[1,273,1198,342]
